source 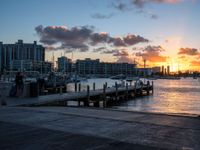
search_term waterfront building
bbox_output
[136,68,153,76]
[76,58,100,75]
[0,40,46,73]
[75,58,136,77]
[152,66,161,74]
[57,56,72,73]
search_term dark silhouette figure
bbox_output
[15,72,24,96]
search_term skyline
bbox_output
[1,0,200,71]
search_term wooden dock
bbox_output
[4,82,153,107]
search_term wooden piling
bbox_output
[78,83,81,92]
[64,101,68,106]
[134,82,137,97]
[152,81,154,94]
[78,101,81,106]
[84,85,90,107]
[59,86,62,94]
[66,84,68,93]
[75,81,77,92]
[93,82,95,91]
[126,83,128,99]
[103,84,106,107]
[140,84,143,96]
[115,82,118,101]
[105,82,108,88]
[147,81,150,95]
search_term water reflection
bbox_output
[114,78,200,115]
[68,78,200,115]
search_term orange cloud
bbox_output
[190,61,200,67]
[178,47,199,56]
[135,45,168,63]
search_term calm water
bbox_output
[69,78,200,115]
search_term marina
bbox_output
[1,1,200,149]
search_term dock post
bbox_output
[78,83,81,92]
[152,81,154,94]
[103,84,106,107]
[93,82,95,91]
[115,82,118,101]
[84,85,90,107]
[105,82,107,88]
[66,84,68,93]
[126,83,128,100]
[134,82,137,97]
[140,84,143,96]
[64,101,68,106]
[75,81,77,92]
[78,101,81,106]
[147,81,150,95]
[59,86,62,94]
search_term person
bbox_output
[15,72,24,96]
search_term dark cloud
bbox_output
[91,13,114,19]
[150,14,158,19]
[110,37,126,47]
[90,32,110,45]
[44,45,57,51]
[114,49,135,63]
[35,25,93,52]
[35,25,149,52]
[58,43,89,52]
[110,0,183,19]
[123,34,149,45]
[113,49,129,56]
[93,47,108,52]
[132,0,181,8]
[117,55,134,63]
[178,47,199,56]
[135,45,168,62]
[101,49,118,54]
[111,2,129,11]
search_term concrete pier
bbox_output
[0,107,199,150]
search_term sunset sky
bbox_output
[1,0,200,71]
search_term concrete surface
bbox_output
[0,107,199,150]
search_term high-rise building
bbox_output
[167,66,170,75]
[161,66,165,75]
[57,56,72,73]
[0,40,45,72]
